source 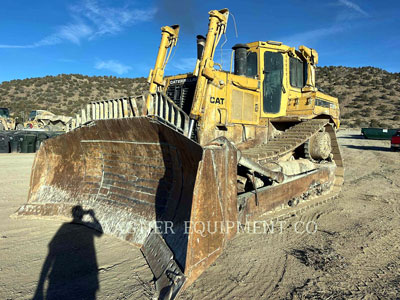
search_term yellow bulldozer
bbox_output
[17,8,343,299]
[0,107,23,130]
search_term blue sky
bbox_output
[0,0,399,83]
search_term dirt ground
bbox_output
[0,129,399,300]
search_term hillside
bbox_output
[0,67,399,127]
[316,66,400,128]
[0,74,148,120]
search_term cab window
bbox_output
[246,52,258,78]
[29,111,37,121]
[0,108,9,118]
[289,57,305,88]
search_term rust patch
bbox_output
[183,140,238,288]
[239,167,335,223]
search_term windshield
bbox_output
[0,108,9,118]
[263,51,283,114]
[29,110,37,121]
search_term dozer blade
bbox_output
[16,116,240,299]
[18,117,202,242]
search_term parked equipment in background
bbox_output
[361,128,399,140]
[391,130,400,151]
[0,108,23,131]
[17,8,344,299]
[24,110,72,132]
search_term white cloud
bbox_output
[57,22,93,44]
[0,44,31,49]
[75,0,155,38]
[0,0,155,49]
[0,35,62,48]
[338,0,369,17]
[282,26,345,47]
[95,60,131,75]
[170,58,197,72]
[280,0,369,47]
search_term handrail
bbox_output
[67,92,190,136]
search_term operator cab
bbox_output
[28,110,37,121]
[231,41,318,118]
[0,108,10,118]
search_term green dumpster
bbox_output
[20,134,37,153]
[9,134,20,153]
[361,128,399,140]
[0,133,10,153]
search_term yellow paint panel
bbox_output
[231,90,242,121]
[230,89,258,124]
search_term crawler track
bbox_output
[242,119,344,220]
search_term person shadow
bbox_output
[33,205,103,300]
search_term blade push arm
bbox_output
[190,8,229,120]
[148,25,180,95]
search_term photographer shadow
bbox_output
[33,206,103,300]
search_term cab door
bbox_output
[261,51,288,117]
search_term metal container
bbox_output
[0,133,10,153]
[361,128,399,140]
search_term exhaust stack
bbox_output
[232,44,249,76]
[196,35,206,60]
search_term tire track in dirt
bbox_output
[394,201,400,217]
[182,203,334,299]
[182,220,301,299]
[340,228,400,297]
[288,218,400,299]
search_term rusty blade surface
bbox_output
[141,230,185,300]
[17,117,203,247]
[183,140,238,288]
[238,165,336,223]
[143,139,241,296]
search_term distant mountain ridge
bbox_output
[316,66,400,128]
[0,74,148,120]
[0,66,399,127]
